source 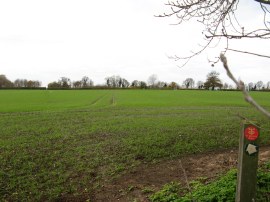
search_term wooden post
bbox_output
[236,122,260,202]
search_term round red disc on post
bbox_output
[244,125,259,141]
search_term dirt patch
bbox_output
[93,146,270,202]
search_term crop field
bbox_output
[1,90,270,201]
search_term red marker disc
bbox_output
[244,126,259,141]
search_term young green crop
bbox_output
[1,90,270,112]
[0,90,269,200]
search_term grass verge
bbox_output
[150,162,270,202]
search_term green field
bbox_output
[1,90,270,200]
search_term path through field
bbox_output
[93,146,270,202]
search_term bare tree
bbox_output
[81,76,90,87]
[14,79,23,87]
[256,80,264,90]
[223,82,229,90]
[267,81,270,89]
[139,81,148,89]
[121,78,130,88]
[248,82,254,91]
[131,80,140,88]
[0,75,13,88]
[156,81,167,88]
[13,79,28,87]
[26,80,41,88]
[73,81,82,88]
[48,81,61,88]
[196,81,204,89]
[14,79,21,87]
[105,76,114,87]
[183,78,195,89]
[147,74,158,88]
[169,81,180,89]
[81,76,93,88]
[105,75,129,88]
[204,71,223,90]
[58,77,71,88]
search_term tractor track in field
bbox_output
[89,93,108,106]
[110,93,117,106]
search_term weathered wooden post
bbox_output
[236,122,260,202]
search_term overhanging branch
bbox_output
[220,53,270,119]
[227,48,270,59]
[158,0,270,65]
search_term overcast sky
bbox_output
[0,0,269,87]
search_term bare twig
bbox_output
[179,159,195,202]
[158,0,270,66]
[220,53,270,119]
[227,48,270,59]
[255,0,270,5]
[236,113,263,129]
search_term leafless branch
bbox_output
[227,48,270,59]
[158,0,270,65]
[255,0,270,5]
[220,53,270,119]
[236,114,263,129]
[206,29,270,39]
[179,159,195,202]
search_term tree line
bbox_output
[0,75,42,89]
[1,72,270,91]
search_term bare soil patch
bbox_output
[93,146,270,202]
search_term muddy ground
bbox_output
[92,146,270,202]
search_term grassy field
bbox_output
[1,90,270,200]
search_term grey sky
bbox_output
[0,0,269,87]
